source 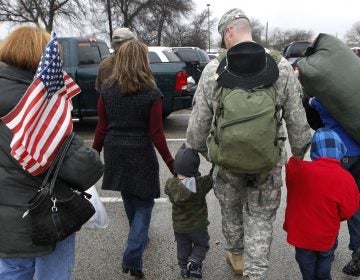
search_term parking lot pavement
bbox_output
[73,111,355,280]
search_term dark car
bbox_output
[172,47,211,84]
[58,40,191,119]
[352,47,360,58]
[283,41,311,70]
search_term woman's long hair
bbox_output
[109,40,156,94]
[0,26,50,72]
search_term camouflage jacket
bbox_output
[186,52,311,167]
[165,175,213,234]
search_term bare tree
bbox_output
[161,9,216,49]
[162,24,191,47]
[181,10,210,49]
[250,18,264,44]
[345,21,360,45]
[268,27,286,50]
[110,0,155,29]
[284,29,313,44]
[0,0,86,32]
[267,28,313,51]
[135,0,192,46]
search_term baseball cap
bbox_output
[112,27,135,43]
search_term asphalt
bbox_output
[72,111,358,280]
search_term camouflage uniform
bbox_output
[186,53,311,278]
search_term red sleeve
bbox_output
[149,99,174,174]
[338,177,360,221]
[92,96,108,153]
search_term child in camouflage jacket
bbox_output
[165,143,213,279]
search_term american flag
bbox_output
[1,32,80,175]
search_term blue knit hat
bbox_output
[310,128,347,160]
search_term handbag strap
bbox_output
[40,133,75,194]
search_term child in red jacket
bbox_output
[284,128,359,280]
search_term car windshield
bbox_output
[285,42,310,58]
[163,51,181,62]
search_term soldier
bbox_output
[186,8,312,280]
[95,27,136,93]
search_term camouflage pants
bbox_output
[213,165,283,280]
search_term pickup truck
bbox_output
[59,37,193,119]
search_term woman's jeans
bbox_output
[122,193,154,271]
[0,233,75,280]
[295,247,332,280]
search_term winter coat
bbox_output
[284,157,359,251]
[310,97,360,156]
[165,175,213,234]
[0,62,104,258]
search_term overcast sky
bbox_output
[196,0,360,41]
[1,1,359,41]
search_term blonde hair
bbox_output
[0,26,50,72]
[110,40,155,94]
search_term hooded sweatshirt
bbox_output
[284,128,359,251]
[165,175,213,234]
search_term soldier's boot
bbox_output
[226,251,244,275]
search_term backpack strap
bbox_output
[216,51,226,63]
[268,50,287,143]
[269,50,282,64]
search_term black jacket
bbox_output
[0,62,104,258]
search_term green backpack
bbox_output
[207,51,283,179]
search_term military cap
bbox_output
[218,8,250,35]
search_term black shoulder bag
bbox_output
[23,133,95,246]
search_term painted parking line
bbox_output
[168,114,191,117]
[100,197,168,203]
[166,138,186,141]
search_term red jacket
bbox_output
[284,156,359,251]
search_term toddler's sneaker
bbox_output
[180,268,189,278]
[187,260,202,279]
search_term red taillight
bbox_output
[175,70,188,92]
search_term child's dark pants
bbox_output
[175,229,210,268]
[295,247,332,280]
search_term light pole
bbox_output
[107,0,113,41]
[207,4,210,52]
